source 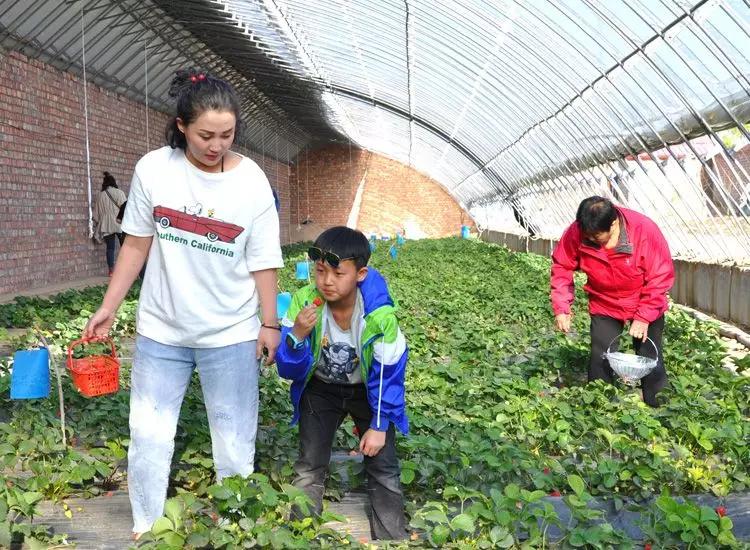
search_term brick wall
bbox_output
[288,145,473,242]
[0,49,290,295]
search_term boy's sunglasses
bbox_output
[308,246,355,268]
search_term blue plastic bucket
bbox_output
[396,234,406,246]
[277,292,292,320]
[461,225,471,239]
[389,244,398,260]
[10,347,50,399]
[295,261,309,280]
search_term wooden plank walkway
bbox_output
[25,485,750,549]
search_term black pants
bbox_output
[293,377,407,540]
[589,315,669,407]
[104,232,125,270]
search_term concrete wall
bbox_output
[482,230,750,330]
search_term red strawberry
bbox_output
[543,467,551,475]
[716,506,727,517]
[353,426,360,437]
[550,490,561,497]
[313,297,323,307]
[644,543,652,550]
[105,491,113,498]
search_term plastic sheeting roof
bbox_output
[2,0,750,261]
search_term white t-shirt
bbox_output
[121,146,284,348]
[314,293,363,385]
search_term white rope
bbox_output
[144,41,149,151]
[81,4,93,238]
[38,333,66,448]
[305,147,310,221]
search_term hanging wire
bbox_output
[305,146,310,223]
[80,1,94,239]
[144,39,149,152]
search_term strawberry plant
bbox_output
[0,238,747,547]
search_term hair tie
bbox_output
[190,75,197,83]
[197,73,206,81]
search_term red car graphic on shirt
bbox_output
[152,206,244,243]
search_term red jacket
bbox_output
[551,207,675,323]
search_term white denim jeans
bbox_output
[127,335,259,533]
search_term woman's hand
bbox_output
[554,313,572,333]
[84,307,117,338]
[257,326,281,366]
[629,319,649,342]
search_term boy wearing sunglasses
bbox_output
[275,226,408,540]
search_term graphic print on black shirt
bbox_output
[317,335,359,384]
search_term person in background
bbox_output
[93,171,127,276]
[551,196,674,407]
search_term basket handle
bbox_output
[67,336,117,363]
[604,333,658,362]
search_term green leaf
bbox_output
[666,514,683,532]
[0,522,10,549]
[23,492,43,505]
[400,468,415,484]
[495,509,512,526]
[699,506,718,523]
[450,513,475,533]
[680,530,696,543]
[656,495,678,514]
[187,533,210,547]
[583,527,602,544]
[430,524,450,546]
[490,526,515,548]
[151,517,174,536]
[164,498,182,527]
[527,490,546,502]
[567,474,585,496]
[162,532,185,547]
[208,485,234,501]
[636,466,655,481]
[719,516,733,531]
[718,530,737,545]
[568,530,586,547]
[0,501,7,522]
[504,483,520,499]
[706,521,719,536]
[423,509,449,524]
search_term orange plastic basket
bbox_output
[66,336,120,397]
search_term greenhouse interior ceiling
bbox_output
[2,0,750,263]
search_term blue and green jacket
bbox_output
[276,268,409,434]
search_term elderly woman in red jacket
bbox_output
[551,196,675,407]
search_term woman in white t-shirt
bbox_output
[84,68,284,537]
